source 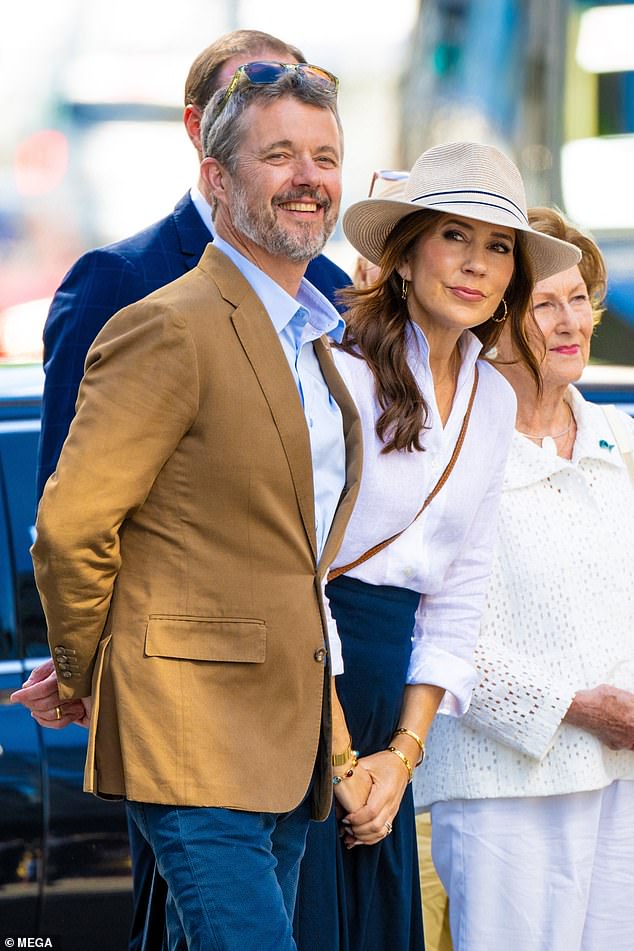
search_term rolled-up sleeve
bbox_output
[406,441,509,715]
[464,640,576,759]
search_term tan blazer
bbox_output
[32,245,362,819]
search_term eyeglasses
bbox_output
[368,169,409,198]
[214,61,339,121]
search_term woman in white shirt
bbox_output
[418,207,634,951]
[294,144,580,951]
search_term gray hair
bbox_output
[201,71,343,172]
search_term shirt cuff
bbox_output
[322,579,344,675]
[327,620,344,675]
[465,682,577,760]
[406,642,479,716]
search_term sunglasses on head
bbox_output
[213,61,339,121]
[368,169,409,198]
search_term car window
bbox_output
[0,420,47,657]
[0,461,18,659]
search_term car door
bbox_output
[1,412,132,948]
[0,418,44,931]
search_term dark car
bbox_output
[1,360,633,947]
[0,363,132,949]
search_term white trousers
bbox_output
[431,781,634,951]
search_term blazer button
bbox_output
[61,671,73,679]
[313,647,327,663]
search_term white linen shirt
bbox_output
[416,387,634,806]
[330,324,517,715]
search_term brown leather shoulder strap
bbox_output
[328,365,479,582]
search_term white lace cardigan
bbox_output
[415,386,634,807]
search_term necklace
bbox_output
[518,403,575,456]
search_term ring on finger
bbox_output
[384,820,393,835]
[54,705,63,721]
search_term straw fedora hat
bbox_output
[343,142,581,282]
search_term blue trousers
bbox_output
[294,576,424,950]
[127,795,313,951]
[127,813,167,950]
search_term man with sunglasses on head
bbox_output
[13,29,350,951]
[36,31,350,500]
[27,60,368,951]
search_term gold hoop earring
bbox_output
[401,278,409,301]
[491,298,508,323]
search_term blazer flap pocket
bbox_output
[145,616,266,663]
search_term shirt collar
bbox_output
[568,385,627,468]
[213,234,344,342]
[409,321,483,388]
[190,186,214,237]
[504,385,626,490]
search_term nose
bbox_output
[461,243,487,276]
[556,300,582,330]
[291,156,323,188]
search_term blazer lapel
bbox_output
[197,246,318,560]
[231,303,318,560]
[198,246,361,569]
[314,337,362,576]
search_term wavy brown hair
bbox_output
[338,209,538,453]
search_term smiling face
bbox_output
[399,214,516,340]
[529,264,593,388]
[203,95,342,276]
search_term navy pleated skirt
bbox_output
[293,575,425,951]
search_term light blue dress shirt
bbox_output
[190,185,214,236]
[213,236,347,560]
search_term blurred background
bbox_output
[1,0,633,363]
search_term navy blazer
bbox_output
[37,192,351,497]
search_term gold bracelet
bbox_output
[387,746,413,783]
[393,727,426,767]
[332,752,359,785]
[331,737,353,767]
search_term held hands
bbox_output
[332,758,373,816]
[330,689,375,821]
[335,729,423,848]
[340,748,411,847]
[9,657,92,729]
[330,683,436,848]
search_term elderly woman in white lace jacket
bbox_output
[416,207,634,951]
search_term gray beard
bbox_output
[231,183,336,263]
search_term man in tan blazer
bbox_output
[31,66,365,950]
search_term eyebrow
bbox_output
[260,139,340,157]
[534,282,586,297]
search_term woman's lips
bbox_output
[449,286,485,302]
[551,345,580,355]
